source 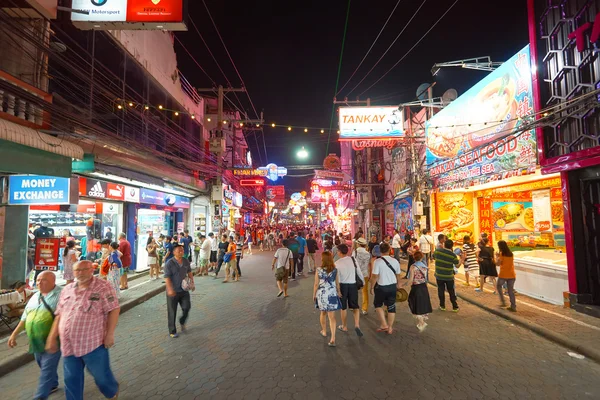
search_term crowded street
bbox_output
[2,251,600,399]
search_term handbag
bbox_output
[350,256,364,290]
[223,253,232,263]
[275,250,291,280]
[182,276,195,292]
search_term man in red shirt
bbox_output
[118,233,132,290]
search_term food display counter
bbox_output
[512,250,568,305]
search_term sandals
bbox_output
[337,325,348,332]
[355,327,364,337]
[328,342,336,347]
[376,327,389,333]
[320,330,327,337]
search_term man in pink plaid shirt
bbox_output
[46,260,120,400]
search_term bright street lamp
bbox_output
[296,146,309,159]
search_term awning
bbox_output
[0,119,84,160]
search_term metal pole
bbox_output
[88,30,95,121]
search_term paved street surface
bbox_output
[1,251,600,399]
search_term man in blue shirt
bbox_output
[164,236,175,264]
[296,232,307,276]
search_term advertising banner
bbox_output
[314,170,347,181]
[478,197,493,244]
[435,192,475,246]
[426,45,536,190]
[140,188,190,208]
[127,0,183,22]
[71,0,128,22]
[266,186,285,203]
[34,237,66,271]
[124,186,140,203]
[339,107,404,139]
[79,177,107,199]
[393,197,413,235]
[9,175,71,205]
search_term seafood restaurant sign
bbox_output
[425,45,537,190]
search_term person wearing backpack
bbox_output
[370,242,402,335]
[334,244,365,337]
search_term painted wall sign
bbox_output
[339,107,404,139]
[426,45,536,190]
[8,175,71,205]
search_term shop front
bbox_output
[222,186,242,234]
[529,0,600,315]
[134,188,190,272]
[426,44,570,305]
[190,195,211,237]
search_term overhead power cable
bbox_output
[326,0,353,155]
[335,0,403,96]
[173,35,216,87]
[358,0,460,97]
[345,0,428,97]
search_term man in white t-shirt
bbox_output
[198,235,212,276]
[419,229,434,265]
[391,229,402,263]
[272,240,293,298]
[209,233,218,272]
[370,242,402,335]
[335,244,365,337]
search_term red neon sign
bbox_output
[240,179,265,187]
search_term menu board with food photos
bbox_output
[532,190,552,232]
[435,192,475,246]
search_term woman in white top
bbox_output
[62,240,78,284]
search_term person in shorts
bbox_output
[370,243,401,335]
[334,244,364,336]
[208,232,218,272]
[272,240,293,297]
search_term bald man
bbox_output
[8,271,63,399]
[46,261,120,400]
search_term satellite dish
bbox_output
[416,83,431,100]
[442,88,458,106]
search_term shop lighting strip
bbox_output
[88,172,197,198]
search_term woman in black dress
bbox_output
[477,238,498,292]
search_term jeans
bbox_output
[167,291,191,334]
[393,248,401,263]
[34,351,61,400]
[437,279,458,309]
[297,253,305,273]
[236,257,242,276]
[63,346,118,400]
[194,250,200,266]
[215,257,224,276]
[288,257,298,279]
[497,278,516,309]
[307,253,316,271]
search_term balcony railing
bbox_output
[0,70,51,129]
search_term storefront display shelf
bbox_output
[513,250,568,305]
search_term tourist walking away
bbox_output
[208,232,218,271]
[272,240,293,297]
[198,234,211,276]
[406,251,433,331]
[462,236,479,287]
[286,233,300,280]
[222,236,238,283]
[306,233,319,272]
[391,229,402,263]
[370,243,401,335]
[63,240,78,284]
[313,251,342,347]
[434,239,460,312]
[8,271,62,400]
[246,231,253,255]
[297,232,307,275]
[496,240,517,312]
[478,237,498,292]
[164,244,194,338]
[235,233,244,278]
[335,244,364,337]
[118,233,131,290]
[147,237,160,280]
[419,229,433,265]
[353,238,371,315]
[45,261,120,400]
[193,234,201,267]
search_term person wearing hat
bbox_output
[354,237,372,315]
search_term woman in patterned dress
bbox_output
[313,251,342,347]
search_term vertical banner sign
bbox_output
[478,197,493,244]
[34,237,66,271]
[393,198,414,234]
[532,190,552,232]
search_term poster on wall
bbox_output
[493,201,533,231]
[393,197,413,234]
[34,237,66,271]
[532,190,552,232]
[435,192,474,245]
[426,45,537,190]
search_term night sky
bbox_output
[176,0,529,192]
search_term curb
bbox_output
[0,283,165,378]
[427,280,600,364]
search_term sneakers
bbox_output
[180,324,186,333]
[439,306,446,311]
[50,386,59,394]
[474,288,482,292]
[452,308,460,313]
[462,283,470,287]
[507,306,517,312]
[170,333,179,338]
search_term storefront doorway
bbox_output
[136,208,173,271]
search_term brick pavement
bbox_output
[1,251,600,399]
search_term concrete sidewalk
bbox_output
[0,271,165,377]
[411,259,600,363]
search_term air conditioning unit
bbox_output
[211,183,222,202]
[209,137,225,154]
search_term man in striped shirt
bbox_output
[433,239,460,312]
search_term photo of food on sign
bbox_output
[436,193,474,246]
[493,201,532,231]
[551,201,564,229]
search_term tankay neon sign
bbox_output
[568,12,600,52]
